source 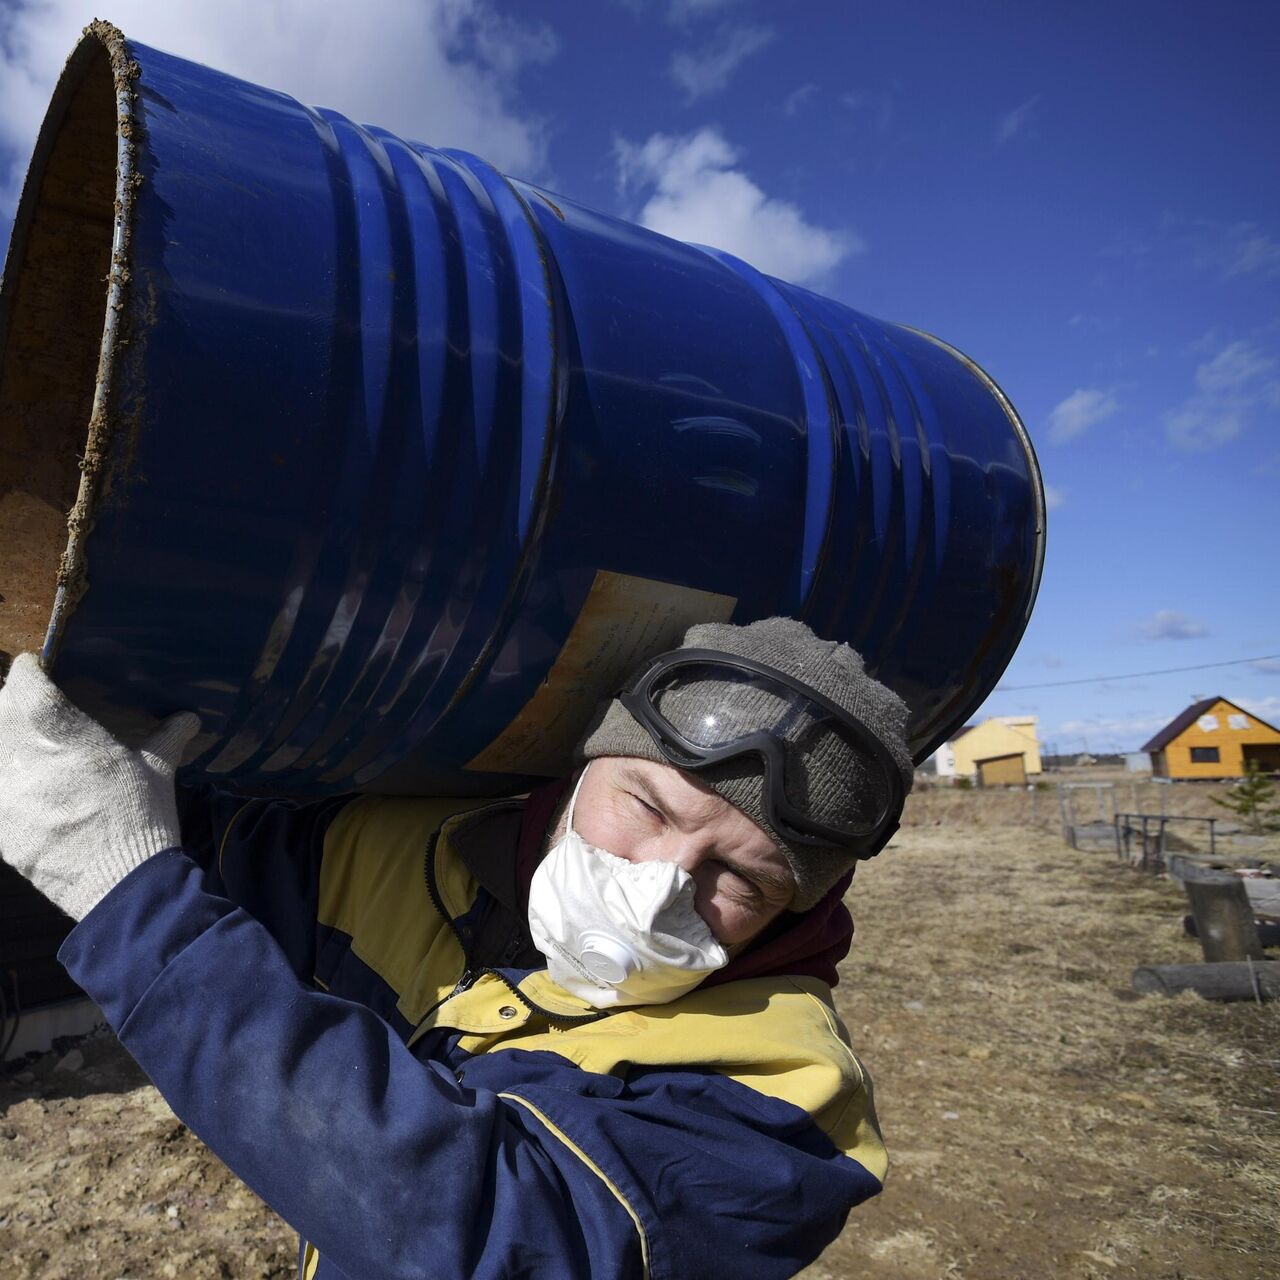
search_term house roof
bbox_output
[950,719,1039,746]
[1139,696,1280,753]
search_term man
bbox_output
[0,616,913,1279]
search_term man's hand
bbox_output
[0,653,199,921]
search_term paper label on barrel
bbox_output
[466,570,737,776]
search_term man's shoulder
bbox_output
[322,793,523,869]
[325,793,507,848]
[318,794,520,928]
[503,971,877,1160]
[567,973,862,1085]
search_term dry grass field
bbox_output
[2,774,1277,1279]
[811,777,1279,1280]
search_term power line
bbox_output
[997,652,1280,692]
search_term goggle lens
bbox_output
[648,663,895,837]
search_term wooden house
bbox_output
[931,716,1042,786]
[1140,697,1280,780]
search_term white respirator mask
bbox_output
[526,764,729,1008]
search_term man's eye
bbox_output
[720,864,761,899]
[629,793,662,819]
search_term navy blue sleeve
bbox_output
[458,1051,880,1280]
[174,784,352,982]
[58,852,643,1280]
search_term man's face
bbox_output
[557,756,796,947]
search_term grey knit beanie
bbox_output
[579,617,914,911]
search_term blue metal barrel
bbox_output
[0,21,1044,796]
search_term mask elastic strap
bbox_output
[566,761,592,833]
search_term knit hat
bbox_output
[579,617,914,911]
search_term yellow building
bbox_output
[934,716,1042,786]
[1141,697,1280,779]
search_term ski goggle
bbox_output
[619,648,905,858]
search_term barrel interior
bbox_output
[0,44,117,667]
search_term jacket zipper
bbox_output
[422,831,603,1027]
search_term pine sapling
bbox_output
[1211,760,1280,834]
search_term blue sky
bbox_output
[2,0,1277,753]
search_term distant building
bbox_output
[932,716,1042,786]
[1140,697,1280,780]
[1124,751,1153,773]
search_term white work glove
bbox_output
[0,653,200,921]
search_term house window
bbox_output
[1190,746,1220,763]
[1228,714,1248,730]
[1197,715,1219,731]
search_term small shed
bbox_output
[1141,697,1280,780]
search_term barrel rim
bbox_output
[5,21,142,667]
[900,325,1047,762]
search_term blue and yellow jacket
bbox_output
[58,786,886,1280]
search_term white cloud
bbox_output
[1164,403,1244,451]
[1250,659,1280,676]
[1194,341,1277,393]
[1047,711,1170,752]
[1057,713,1168,743]
[1182,217,1280,281]
[666,0,746,23]
[783,83,819,118]
[1239,694,1280,724]
[1133,610,1210,642]
[0,0,557,214]
[614,127,858,284]
[1100,215,1280,284]
[1043,484,1065,510]
[1045,387,1119,444]
[463,4,558,75]
[997,94,1040,143]
[840,88,896,136]
[1223,228,1280,279]
[670,23,773,101]
[1164,339,1279,451]
[1067,312,1109,331]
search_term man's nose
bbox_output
[632,835,708,877]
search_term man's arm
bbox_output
[59,850,646,1280]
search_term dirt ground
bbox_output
[809,779,1280,1280]
[2,776,1277,1279]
